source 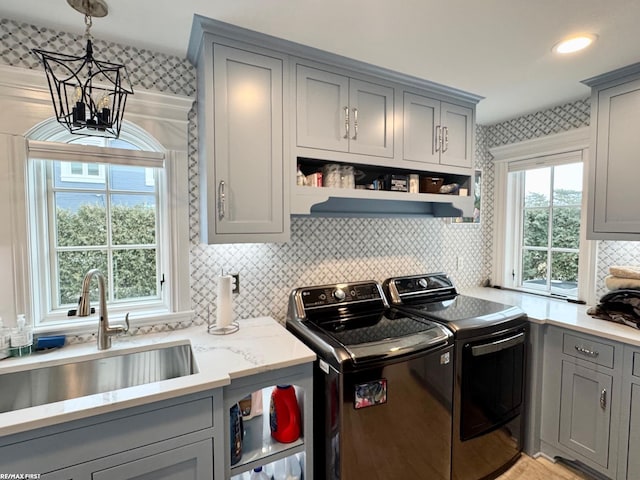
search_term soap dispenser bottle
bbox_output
[10,314,33,357]
[0,317,10,359]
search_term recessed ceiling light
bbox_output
[553,34,598,54]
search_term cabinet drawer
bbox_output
[562,332,615,368]
[1,396,213,473]
[633,352,640,378]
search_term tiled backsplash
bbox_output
[1,18,637,329]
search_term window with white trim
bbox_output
[506,154,583,298]
[27,133,170,327]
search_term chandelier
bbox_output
[33,0,133,138]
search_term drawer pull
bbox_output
[575,345,599,358]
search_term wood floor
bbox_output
[497,454,594,480]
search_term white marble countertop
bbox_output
[0,316,316,438]
[461,286,640,347]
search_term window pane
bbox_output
[552,207,581,248]
[522,249,547,289]
[110,165,156,192]
[113,249,158,300]
[57,250,108,306]
[87,164,100,176]
[524,168,550,207]
[523,209,549,247]
[553,163,583,206]
[550,251,579,296]
[111,195,156,245]
[55,193,107,246]
[71,162,83,175]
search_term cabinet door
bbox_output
[440,102,473,168]
[626,383,640,479]
[591,79,640,237]
[348,79,394,158]
[213,44,285,237]
[296,65,349,152]
[92,440,213,480]
[559,361,612,467]
[403,92,440,165]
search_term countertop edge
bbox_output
[0,316,316,438]
[461,287,640,347]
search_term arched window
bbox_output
[25,120,183,328]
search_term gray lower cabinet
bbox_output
[194,38,289,244]
[403,92,473,169]
[296,63,394,158]
[618,347,640,479]
[44,440,213,480]
[558,361,612,466]
[0,390,221,480]
[540,326,622,478]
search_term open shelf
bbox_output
[294,158,473,217]
[230,387,305,477]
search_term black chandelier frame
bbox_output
[33,19,133,138]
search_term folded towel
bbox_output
[609,265,640,280]
[605,275,640,291]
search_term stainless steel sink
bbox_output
[0,343,196,413]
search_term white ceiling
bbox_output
[2,0,640,124]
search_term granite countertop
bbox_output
[0,316,316,437]
[462,286,640,347]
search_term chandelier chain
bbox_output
[84,13,93,40]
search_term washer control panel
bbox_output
[299,281,384,309]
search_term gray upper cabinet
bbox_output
[188,16,481,226]
[192,37,289,244]
[583,63,640,240]
[403,92,473,169]
[296,64,394,158]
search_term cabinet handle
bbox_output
[435,125,441,152]
[352,108,358,140]
[600,388,607,410]
[442,126,449,153]
[218,180,226,221]
[343,106,350,139]
[575,345,599,357]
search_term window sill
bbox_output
[496,286,585,305]
[33,309,195,338]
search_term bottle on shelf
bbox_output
[296,164,307,186]
[269,384,301,443]
[249,467,269,480]
[230,403,243,465]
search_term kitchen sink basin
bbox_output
[0,343,196,413]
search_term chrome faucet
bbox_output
[78,268,129,350]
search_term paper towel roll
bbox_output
[216,275,233,328]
